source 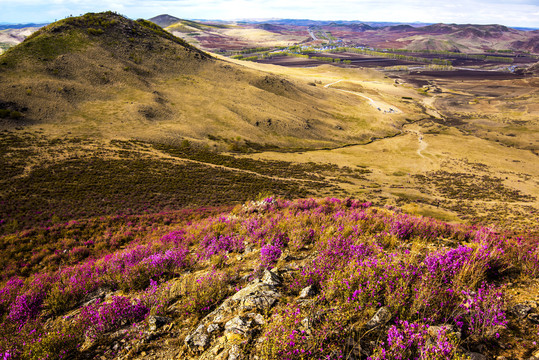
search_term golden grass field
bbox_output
[0,12,537,233]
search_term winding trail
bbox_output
[323,79,433,158]
[324,79,401,114]
[404,129,428,158]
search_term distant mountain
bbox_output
[386,25,416,31]
[255,23,287,31]
[148,14,182,28]
[0,23,48,30]
[0,26,42,46]
[327,23,374,32]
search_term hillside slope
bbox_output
[0,12,402,149]
[0,198,537,359]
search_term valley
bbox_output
[0,11,538,360]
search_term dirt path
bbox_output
[404,129,428,158]
[139,147,327,185]
[324,79,401,114]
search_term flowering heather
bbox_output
[457,282,507,339]
[260,244,282,268]
[0,197,536,359]
[78,296,148,340]
[197,234,244,260]
[369,321,462,360]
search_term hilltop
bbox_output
[148,14,182,28]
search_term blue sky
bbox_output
[1,0,538,27]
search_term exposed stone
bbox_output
[228,344,243,360]
[427,324,461,340]
[261,269,283,286]
[511,303,532,319]
[467,352,487,360]
[246,312,265,325]
[239,288,281,311]
[224,316,255,338]
[528,313,539,324]
[300,317,312,331]
[207,323,221,334]
[365,307,392,329]
[185,275,282,358]
[299,285,317,299]
[185,324,210,352]
[148,315,171,332]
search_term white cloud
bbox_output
[0,0,537,27]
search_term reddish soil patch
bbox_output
[408,69,525,80]
[258,54,421,68]
[256,56,328,67]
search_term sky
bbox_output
[1,0,538,28]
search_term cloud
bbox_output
[0,0,537,27]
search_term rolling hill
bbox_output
[0,12,403,149]
[148,14,182,28]
[0,12,415,234]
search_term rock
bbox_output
[228,344,243,360]
[207,323,221,334]
[246,312,265,325]
[300,317,312,330]
[299,285,317,299]
[224,316,255,339]
[511,304,532,319]
[239,288,281,311]
[467,352,486,360]
[427,324,461,340]
[185,275,281,357]
[148,315,171,332]
[528,313,539,324]
[365,307,392,329]
[185,324,210,352]
[261,269,283,286]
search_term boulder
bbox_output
[148,315,171,332]
[427,324,461,340]
[299,285,317,299]
[365,307,392,329]
[511,303,532,319]
[185,324,210,352]
[224,316,255,339]
[185,275,282,356]
[261,269,283,286]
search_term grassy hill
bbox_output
[0,12,413,235]
[148,14,182,28]
[0,12,401,149]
